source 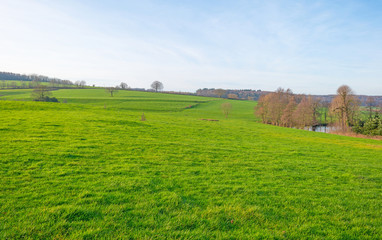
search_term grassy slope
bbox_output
[0,89,381,239]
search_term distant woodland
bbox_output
[196,88,382,106]
[0,71,79,88]
[1,71,381,106]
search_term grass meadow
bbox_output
[0,89,381,239]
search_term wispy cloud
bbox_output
[0,0,381,94]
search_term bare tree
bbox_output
[31,84,52,101]
[366,96,376,119]
[254,88,322,130]
[255,88,292,125]
[227,93,238,99]
[320,101,331,125]
[281,96,297,127]
[141,113,146,121]
[151,81,164,92]
[214,89,226,98]
[120,82,129,89]
[221,102,232,118]
[106,87,118,97]
[255,94,270,123]
[293,96,314,128]
[79,81,86,88]
[310,96,321,126]
[267,88,292,126]
[330,85,359,131]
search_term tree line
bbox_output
[255,85,381,136]
[105,81,164,97]
[0,71,75,87]
[196,88,265,100]
[255,88,322,128]
[0,79,79,89]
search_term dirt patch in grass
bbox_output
[330,131,382,140]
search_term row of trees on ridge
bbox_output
[105,81,164,97]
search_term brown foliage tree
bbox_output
[330,85,359,131]
[293,96,314,128]
[255,88,293,126]
[221,102,232,118]
[281,96,297,127]
[214,89,226,98]
[227,93,238,99]
[255,88,320,129]
[255,94,270,123]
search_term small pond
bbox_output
[304,125,339,133]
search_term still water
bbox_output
[305,126,338,133]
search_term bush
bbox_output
[34,96,59,102]
[352,115,382,136]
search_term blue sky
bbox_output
[0,0,381,94]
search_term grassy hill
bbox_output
[0,89,381,239]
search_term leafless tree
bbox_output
[79,81,86,88]
[292,96,314,128]
[255,95,268,123]
[269,88,292,126]
[151,81,164,92]
[141,113,146,121]
[221,102,232,118]
[366,96,376,119]
[255,88,292,125]
[330,85,359,131]
[281,96,297,127]
[106,87,118,97]
[255,88,329,130]
[214,89,226,98]
[310,96,321,126]
[227,93,238,99]
[320,101,331,125]
[120,82,129,89]
[31,84,52,101]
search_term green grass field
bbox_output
[1,89,381,239]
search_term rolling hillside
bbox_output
[0,89,381,239]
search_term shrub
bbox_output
[352,115,382,136]
[34,96,59,102]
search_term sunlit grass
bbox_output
[0,89,381,239]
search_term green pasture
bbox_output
[0,89,381,239]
